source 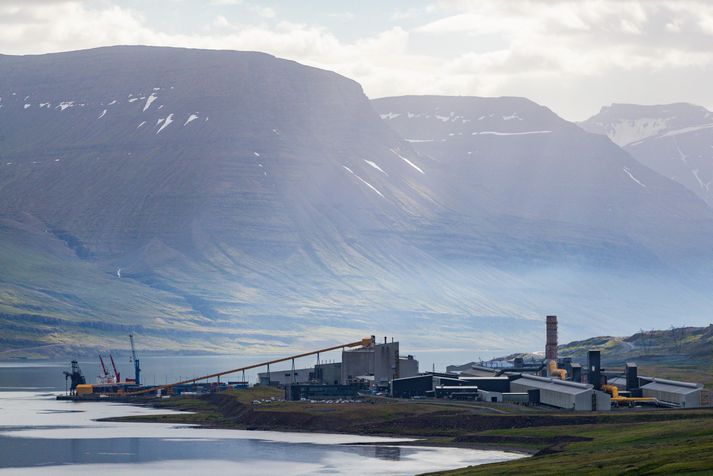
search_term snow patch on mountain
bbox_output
[156,114,174,134]
[390,148,424,174]
[692,169,711,192]
[364,160,388,176]
[143,93,158,112]
[474,130,552,136]
[184,114,199,126]
[342,165,384,198]
[502,113,523,121]
[623,167,646,187]
[601,118,672,146]
[661,123,713,138]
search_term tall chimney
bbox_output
[545,315,558,361]
[588,350,601,389]
[626,363,638,390]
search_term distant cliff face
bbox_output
[373,96,713,267]
[581,103,713,209]
[1,48,713,357]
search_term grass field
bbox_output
[432,417,713,475]
[112,386,713,474]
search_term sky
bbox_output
[2,0,713,120]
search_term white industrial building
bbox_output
[511,374,611,411]
[341,338,418,386]
[641,378,703,408]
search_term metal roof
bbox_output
[642,381,701,395]
[512,374,593,395]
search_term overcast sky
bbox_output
[2,0,713,120]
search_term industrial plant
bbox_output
[60,317,705,411]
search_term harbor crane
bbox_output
[109,353,121,383]
[62,360,86,395]
[98,354,110,383]
[129,334,141,386]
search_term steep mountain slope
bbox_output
[580,103,713,208]
[372,95,713,341]
[373,96,713,268]
[0,47,543,357]
[2,49,713,358]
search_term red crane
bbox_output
[99,354,110,381]
[109,353,121,383]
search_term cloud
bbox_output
[2,0,713,120]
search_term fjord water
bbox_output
[0,362,523,475]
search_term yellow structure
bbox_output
[75,384,94,395]
[602,384,657,405]
[548,360,567,380]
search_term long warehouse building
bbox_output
[641,378,703,408]
[511,374,611,411]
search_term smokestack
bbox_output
[588,350,601,389]
[545,315,558,361]
[626,363,638,390]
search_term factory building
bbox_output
[341,337,418,386]
[400,355,419,379]
[314,362,342,385]
[510,374,611,411]
[258,367,314,386]
[285,383,364,401]
[391,373,464,398]
[459,377,511,393]
[641,378,703,408]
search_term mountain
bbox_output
[1,48,713,359]
[372,96,713,268]
[580,103,713,208]
[0,46,543,358]
[479,324,713,387]
[372,95,713,339]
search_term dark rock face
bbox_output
[1,48,712,356]
[580,102,713,209]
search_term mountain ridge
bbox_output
[580,102,713,208]
[2,46,713,357]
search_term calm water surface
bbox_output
[0,361,525,475]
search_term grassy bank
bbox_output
[110,386,713,474]
[432,416,713,474]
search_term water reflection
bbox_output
[0,436,409,468]
[372,445,402,461]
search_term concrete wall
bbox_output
[341,348,373,384]
[399,356,419,378]
[373,342,399,385]
[479,390,503,402]
[342,342,399,385]
[594,390,612,411]
[315,362,341,385]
